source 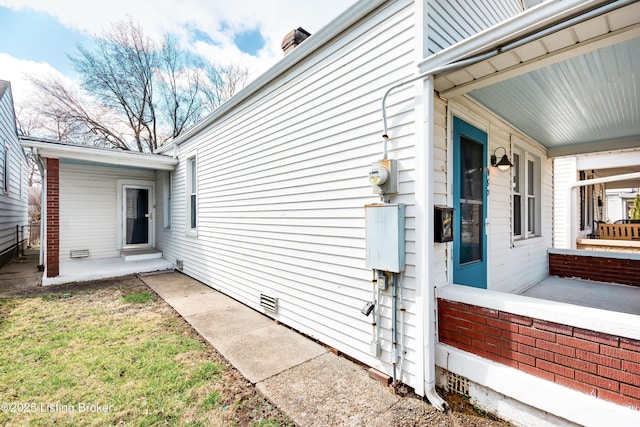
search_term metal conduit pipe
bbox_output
[375,273,381,354]
[397,271,406,386]
[391,272,398,385]
[369,269,380,356]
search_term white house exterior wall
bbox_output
[156,0,424,385]
[0,83,28,257]
[425,0,523,55]
[59,162,154,261]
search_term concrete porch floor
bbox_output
[43,256,174,286]
[521,276,640,316]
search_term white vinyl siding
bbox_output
[162,171,172,228]
[0,82,28,259]
[426,0,523,54]
[156,0,418,386]
[59,162,154,260]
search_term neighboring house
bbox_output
[0,80,29,267]
[607,188,639,223]
[554,150,640,249]
[24,1,640,426]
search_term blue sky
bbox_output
[0,8,94,77]
[0,0,357,103]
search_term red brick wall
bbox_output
[46,158,59,277]
[549,252,640,287]
[438,299,640,410]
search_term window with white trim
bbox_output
[513,148,541,239]
[2,142,9,194]
[186,156,197,232]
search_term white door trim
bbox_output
[117,179,155,250]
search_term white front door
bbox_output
[123,185,153,248]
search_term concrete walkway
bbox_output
[0,248,42,292]
[141,272,443,426]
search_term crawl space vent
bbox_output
[175,260,184,271]
[70,249,89,258]
[260,294,278,313]
[446,372,470,396]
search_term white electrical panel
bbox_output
[365,203,406,273]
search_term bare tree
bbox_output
[201,62,249,112]
[26,75,131,149]
[71,19,158,152]
[158,35,205,139]
[24,19,248,152]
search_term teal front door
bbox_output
[453,117,487,288]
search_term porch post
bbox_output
[46,158,59,277]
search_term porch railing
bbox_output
[0,224,31,267]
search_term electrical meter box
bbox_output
[365,203,406,273]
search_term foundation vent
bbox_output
[175,259,184,271]
[446,372,470,396]
[260,294,278,313]
[70,249,89,258]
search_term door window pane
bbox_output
[126,188,149,245]
[459,136,483,264]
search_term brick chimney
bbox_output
[281,27,311,55]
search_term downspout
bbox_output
[422,75,447,411]
[32,148,46,270]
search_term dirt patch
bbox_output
[0,274,142,298]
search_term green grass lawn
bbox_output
[0,277,291,426]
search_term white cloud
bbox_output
[0,53,73,103]
[0,0,358,79]
[0,0,359,137]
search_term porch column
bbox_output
[46,158,59,277]
[552,157,577,249]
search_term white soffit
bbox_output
[434,2,640,153]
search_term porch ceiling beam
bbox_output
[548,138,640,158]
[571,171,640,188]
[438,24,639,99]
[576,148,640,170]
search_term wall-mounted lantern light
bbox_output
[491,147,513,172]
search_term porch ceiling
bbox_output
[433,1,640,157]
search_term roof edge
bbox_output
[157,0,386,154]
[20,137,178,170]
[419,0,610,73]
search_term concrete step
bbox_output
[121,248,162,262]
